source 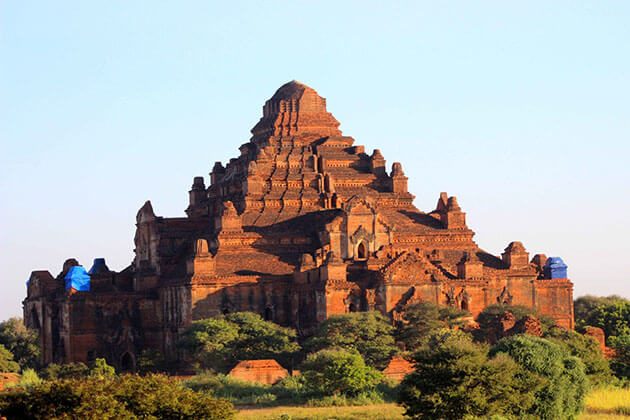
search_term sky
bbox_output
[1,1,629,321]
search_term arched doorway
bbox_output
[264,306,273,321]
[120,352,135,372]
[356,241,368,260]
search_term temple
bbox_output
[23,81,574,370]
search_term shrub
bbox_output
[305,312,397,369]
[0,318,40,370]
[0,373,235,419]
[608,334,630,379]
[179,312,299,373]
[89,357,116,378]
[301,348,382,397]
[491,335,588,419]
[396,302,470,351]
[0,344,19,373]
[41,362,89,380]
[574,295,630,340]
[398,329,539,420]
[545,326,613,386]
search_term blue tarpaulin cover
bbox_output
[64,266,91,292]
[544,257,568,279]
[88,258,109,275]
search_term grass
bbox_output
[235,387,630,420]
[583,387,630,417]
[236,403,405,420]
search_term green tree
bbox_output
[0,374,235,419]
[41,362,89,380]
[574,295,630,340]
[544,326,613,386]
[138,349,170,374]
[398,329,539,420]
[395,301,469,351]
[0,318,40,370]
[89,358,116,379]
[179,312,299,373]
[608,333,630,379]
[0,345,20,373]
[491,335,588,419]
[300,348,382,397]
[304,312,397,369]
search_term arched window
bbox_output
[356,241,368,260]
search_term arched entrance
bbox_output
[356,241,368,260]
[120,352,136,372]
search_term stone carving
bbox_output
[497,286,514,305]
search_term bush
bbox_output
[398,329,539,420]
[609,334,630,379]
[305,312,397,369]
[396,302,469,351]
[491,335,588,419]
[0,344,19,373]
[179,312,299,373]
[0,318,40,370]
[544,326,613,386]
[574,295,630,340]
[300,348,382,397]
[0,374,235,419]
[475,304,555,342]
[41,362,89,380]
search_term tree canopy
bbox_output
[395,301,469,351]
[398,329,539,419]
[304,312,397,369]
[574,295,630,340]
[179,312,299,372]
[0,374,235,419]
[300,347,382,397]
[0,344,20,373]
[0,318,39,370]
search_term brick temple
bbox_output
[23,81,573,370]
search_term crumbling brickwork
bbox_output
[23,81,574,369]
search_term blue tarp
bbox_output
[88,258,109,275]
[544,257,568,279]
[64,266,91,292]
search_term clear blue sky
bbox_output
[1,1,629,320]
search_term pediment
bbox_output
[379,251,448,284]
[344,195,378,215]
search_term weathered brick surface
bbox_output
[228,359,289,385]
[382,356,414,381]
[0,373,19,391]
[23,81,574,369]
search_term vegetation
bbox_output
[584,387,630,416]
[41,362,90,380]
[574,296,630,340]
[0,345,19,373]
[399,329,540,419]
[608,334,630,379]
[395,301,469,351]
[235,403,405,420]
[179,312,299,373]
[574,295,630,380]
[0,318,40,370]
[0,373,235,419]
[491,334,588,419]
[300,348,382,398]
[544,326,613,386]
[304,312,397,369]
